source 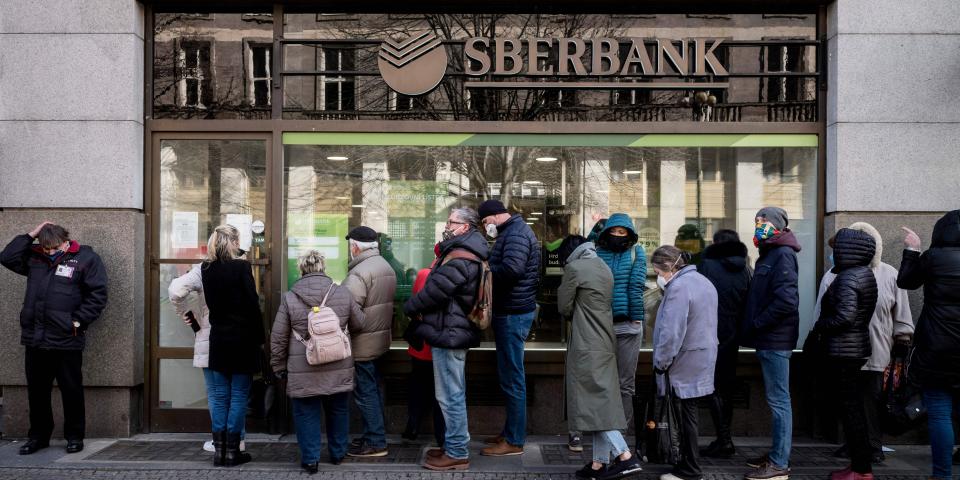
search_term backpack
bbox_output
[292,285,352,365]
[441,250,493,330]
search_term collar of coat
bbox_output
[663,265,697,289]
[348,248,380,269]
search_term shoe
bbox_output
[301,462,319,474]
[604,456,642,479]
[833,445,849,459]
[347,440,388,457]
[349,437,364,448]
[18,439,49,455]
[212,431,226,467]
[744,462,790,480]
[224,432,252,467]
[568,433,584,453]
[203,440,214,452]
[426,448,445,459]
[423,452,469,471]
[829,468,873,480]
[483,434,505,445]
[661,474,700,480]
[700,439,735,458]
[481,441,524,456]
[65,440,84,454]
[745,454,769,468]
[330,457,343,465]
[575,462,607,479]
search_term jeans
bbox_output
[405,357,445,447]
[834,359,871,474]
[616,332,643,426]
[202,369,245,439]
[674,396,704,480]
[433,347,470,460]
[292,392,350,464]
[922,387,959,480]
[493,310,535,446]
[204,369,252,434]
[592,430,629,464]
[354,360,387,449]
[755,349,792,469]
[25,347,85,441]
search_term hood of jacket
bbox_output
[597,213,638,247]
[566,241,598,263]
[439,229,489,260]
[703,241,748,272]
[832,228,876,271]
[847,222,882,268]
[290,272,336,307]
[931,209,960,248]
[760,229,802,254]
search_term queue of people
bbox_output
[5,207,959,480]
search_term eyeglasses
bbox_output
[445,220,467,227]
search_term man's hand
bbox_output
[901,226,921,250]
[29,221,53,238]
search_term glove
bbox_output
[274,370,288,380]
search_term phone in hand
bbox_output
[185,311,201,333]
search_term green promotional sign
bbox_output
[286,213,350,287]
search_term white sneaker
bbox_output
[661,474,702,480]
[204,439,245,452]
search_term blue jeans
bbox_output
[493,310,535,446]
[203,369,252,434]
[202,369,245,439]
[755,350,792,469]
[353,360,387,449]
[922,388,959,479]
[292,392,350,464]
[592,430,629,464]
[433,347,470,460]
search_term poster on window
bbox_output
[286,213,350,286]
[172,211,199,250]
[225,213,254,251]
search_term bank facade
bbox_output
[0,1,957,440]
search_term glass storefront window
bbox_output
[158,359,207,409]
[283,133,818,349]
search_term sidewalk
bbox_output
[0,435,937,479]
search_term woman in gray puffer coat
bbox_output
[270,250,364,474]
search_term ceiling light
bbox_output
[352,205,364,208]
[522,180,542,185]
[623,170,642,174]
[535,157,557,162]
[526,217,538,221]
[526,222,535,225]
[531,212,543,216]
[327,156,349,161]
[335,196,349,200]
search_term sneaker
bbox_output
[423,452,469,471]
[603,456,642,479]
[483,435,505,445]
[660,474,701,480]
[700,439,735,458]
[481,441,524,456]
[745,454,769,468]
[569,433,584,453]
[744,463,790,480]
[347,440,388,458]
[575,462,607,480]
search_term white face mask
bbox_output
[656,275,668,290]
[485,223,498,239]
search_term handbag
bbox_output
[879,343,926,435]
[636,371,681,465]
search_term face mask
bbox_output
[753,223,779,246]
[442,226,460,241]
[605,235,632,252]
[46,250,64,262]
[656,275,667,290]
[485,223,498,239]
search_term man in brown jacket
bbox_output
[342,226,397,457]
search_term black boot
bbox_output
[224,432,252,466]
[212,431,226,466]
[700,438,735,458]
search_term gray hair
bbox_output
[651,245,689,272]
[349,239,379,253]
[450,207,480,230]
[297,250,326,275]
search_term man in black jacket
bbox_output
[1,222,108,455]
[404,207,488,471]
[740,207,801,480]
[477,199,540,457]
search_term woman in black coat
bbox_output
[200,224,264,467]
[898,210,960,480]
[812,228,878,480]
[697,229,751,458]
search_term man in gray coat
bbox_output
[342,226,397,457]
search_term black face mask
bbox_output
[604,235,633,252]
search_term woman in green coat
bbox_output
[558,235,643,480]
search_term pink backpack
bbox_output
[292,285,351,365]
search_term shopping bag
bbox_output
[879,343,926,436]
[636,372,681,465]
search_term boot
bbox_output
[224,432,252,466]
[212,431,226,467]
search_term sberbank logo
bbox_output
[377,32,449,96]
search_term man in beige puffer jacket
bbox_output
[342,226,397,457]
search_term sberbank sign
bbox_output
[378,33,730,96]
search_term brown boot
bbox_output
[424,453,469,471]
[483,435,505,445]
[481,441,524,456]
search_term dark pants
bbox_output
[674,396,704,480]
[405,357,445,446]
[835,358,872,474]
[708,345,737,442]
[25,347,85,442]
[859,370,884,456]
[292,392,350,464]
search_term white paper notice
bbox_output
[225,213,254,250]
[172,211,199,249]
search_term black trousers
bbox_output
[708,345,737,442]
[674,396,704,480]
[834,358,872,474]
[405,357,445,446]
[25,347,85,441]
[859,370,884,456]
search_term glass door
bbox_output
[149,134,272,431]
